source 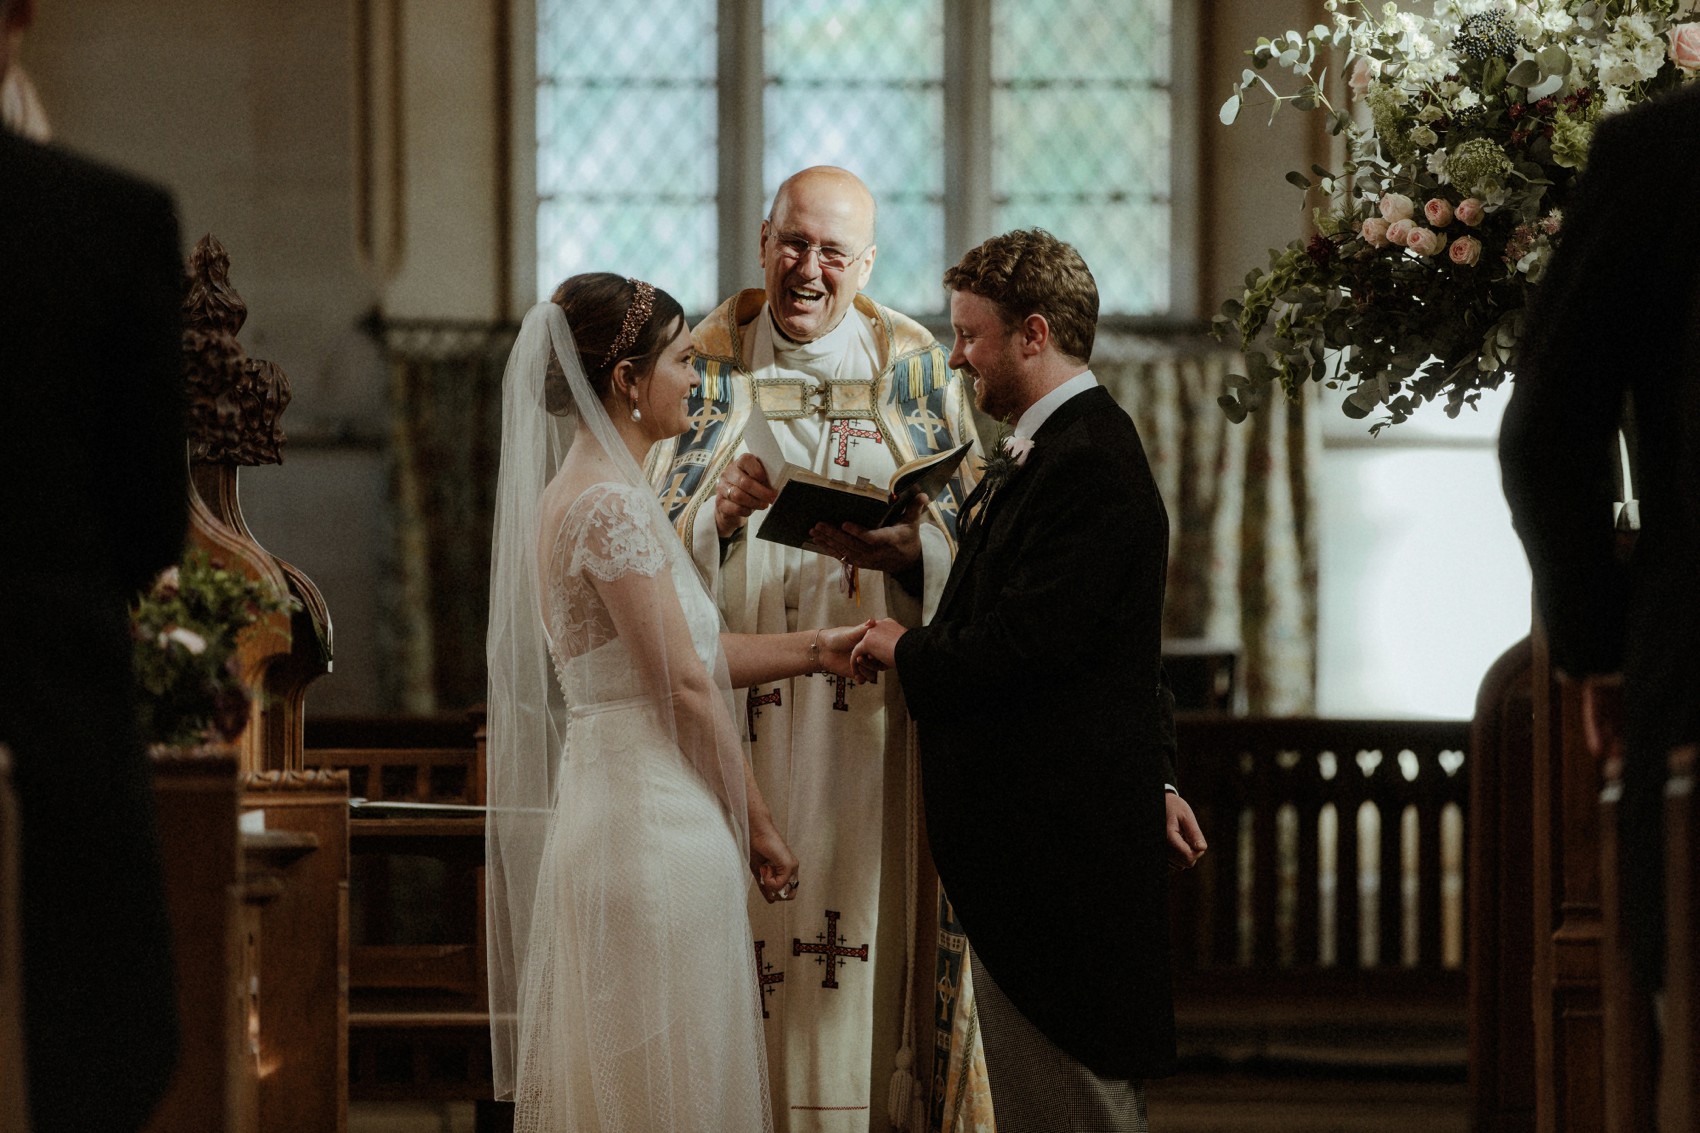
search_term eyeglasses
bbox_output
[771,232,870,272]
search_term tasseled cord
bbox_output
[888,723,925,1130]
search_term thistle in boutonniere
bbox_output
[977,419,1035,496]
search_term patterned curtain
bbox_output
[1095,332,1319,715]
[378,318,519,713]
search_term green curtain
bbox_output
[379,318,518,713]
[1095,333,1319,714]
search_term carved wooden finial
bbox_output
[182,234,291,466]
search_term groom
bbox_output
[855,229,1205,1130]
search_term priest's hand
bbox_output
[716,453,778,539]
[1165,792,1207,871]
[808,492,928,575]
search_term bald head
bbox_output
[760,166,879,342]
[769,166,877,243]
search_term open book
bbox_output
[753,441,973,553]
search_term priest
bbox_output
[646,165,987,1130]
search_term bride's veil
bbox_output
[484,297,758,1115]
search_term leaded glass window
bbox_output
[534,0,1181,318]
[535,0,719,311]
[992,0,1173,314]
[763,0,945,316]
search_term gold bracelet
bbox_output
[810,629,825,673]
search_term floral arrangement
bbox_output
[131,550,294,749]
[1214,0,1699,430]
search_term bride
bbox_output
[485,273,870,1132]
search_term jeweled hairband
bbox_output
[603,278,655,365]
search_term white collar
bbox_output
[764,306,868,383]
[1013,370,1098,441]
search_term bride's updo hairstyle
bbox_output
[545,272,686,415]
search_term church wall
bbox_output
[20,0,1321,716]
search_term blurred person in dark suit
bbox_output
[0,0,187,1127]
[1500,80,1700,1007]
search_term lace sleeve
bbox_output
[567,482,673,582]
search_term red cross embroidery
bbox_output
[792,909,869,989]
[746,686,782,742]
[829,419,883,468]
[754,939,784,1018]
[808,670,873,711]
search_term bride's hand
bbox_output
[750,821,800,903]
[815,620,876,681]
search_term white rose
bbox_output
[1379,192,1416,221]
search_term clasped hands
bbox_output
[715,453,927,575]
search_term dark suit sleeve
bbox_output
[1498,111,1649,678]
[898,441,1169,744]
[99,187,188,594]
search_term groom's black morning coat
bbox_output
[896,384,1179,1079]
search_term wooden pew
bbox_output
[1469,639,1537,1133]
[1599,750,1655,1133]
[139,235,345,1133]
[241,771,350,1133]
[1665,745,1699,1133]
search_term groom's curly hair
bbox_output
[943,228,1098,364]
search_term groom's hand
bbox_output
[852,617,905,681]
[808,493,928,575]
[1165,792,1207,871]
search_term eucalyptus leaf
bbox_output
[1220,94,1242,125]
[1343,386,1380,418]
[1286,170,1313,189]
[1293,86,1320,111]
[1537,45,1571,76]
[1507,58,1542,87]
[1218,394,1249,424]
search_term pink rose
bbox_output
[1379,193,1415,222]
[1424,198,1454,227]
[1407,227,1445,256]
[1448,235,1482,266]
[1454,198,1485,227]
[1360,217,1392,247]
[1386,218,1415,246]
[1671,22,1700,72]
[1349,56,1379,95]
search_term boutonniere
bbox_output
[977,422,1034,496]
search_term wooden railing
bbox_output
[305,713,490,1103]
[1171,716,1471,1001]
[312,712,1474,1100]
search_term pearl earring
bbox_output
[630,402,642,422]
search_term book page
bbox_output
[741,397,786,484]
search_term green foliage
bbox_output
[1212,0,1697,431]
[130,550,295,749]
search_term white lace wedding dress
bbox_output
[513,481,772,1133]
